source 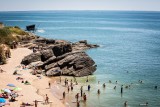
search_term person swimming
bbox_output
[139,102,148,106]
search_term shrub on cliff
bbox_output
[0,28,17,45]
[0,26,29,46]
[0,46,6,64]
[6,26,28,35]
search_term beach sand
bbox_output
[0,48,65,107]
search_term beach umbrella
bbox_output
[7,83,16,87]
[3,89,11,94]
[13,87,22,91]
[0,98,6,103]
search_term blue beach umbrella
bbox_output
[7,83,16,87]
[0,98,6,103]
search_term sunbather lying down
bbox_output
[24,80,31,85]
[20,102,34,106]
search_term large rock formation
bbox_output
[21,38,99,77]
[21,52,42,65]
[44,51,96,76]
[21,50,96,77]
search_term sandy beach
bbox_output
[0,47,65,107]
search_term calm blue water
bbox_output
[1,11,160,107]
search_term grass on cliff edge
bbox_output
[0,26,29,45]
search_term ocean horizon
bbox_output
[1,10,160,107]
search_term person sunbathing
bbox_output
[16,77,24,80]
[24,80,31,85]
[21,102,34,106]
[1,93,9,99]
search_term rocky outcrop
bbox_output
[21,38,98,77]
[51,43,72,57]
[72,40,99,51]
[21,52,42,65]
[44,51,97,76]
[46,67,61,76]
[40,49,54,61]
[21,50,96,77]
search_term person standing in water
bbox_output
[75,93,79,101]
[97,89,100,94]
[83,93,87,101]
[124,101,127,107]
[88,85,91,91]
[86,76,89,82]
[80,86,83,97]
[114,86,116,90]
[121,85,123,94]
[103,83,106,88]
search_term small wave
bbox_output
[37,29,45,33]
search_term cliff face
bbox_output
[21,38,99,77]
[0,25,37,64]
[0,44,11,64]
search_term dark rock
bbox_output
[43,51,96,77]
[55,40,70,44]
[21,52,42,65]
[35,37,47,43]
[79,40,87,44]
[46,39,55,44]
[40,49,54,61]
[72,40,99,51]
[46,67,61,76]
[51,44,72,57]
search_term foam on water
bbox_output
[37,29,45,33]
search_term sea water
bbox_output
[1,11,160,107]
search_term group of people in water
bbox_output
[54,76,158,107]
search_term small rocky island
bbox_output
[21,37,99,77]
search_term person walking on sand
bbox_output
[60,76,61,83]
[65,78,67,86]
[45,94,49,104]
[34,100,38,107]
[63,91,66,99]
[68,86,70,93]
[77,101,80,107]
[48,82,51,88]
[71,85,73,91]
